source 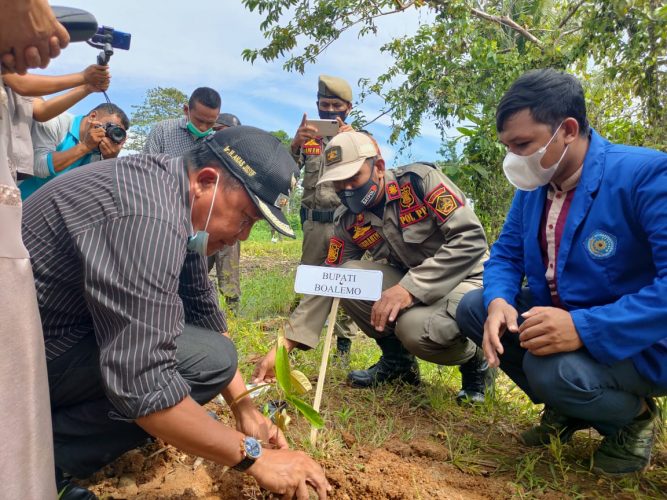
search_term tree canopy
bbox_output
[242,0,667,239]
[127,86,187,152]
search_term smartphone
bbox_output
[306,119,340,138]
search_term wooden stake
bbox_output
[310,297,340,446]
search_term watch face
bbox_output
[244,437,262,459]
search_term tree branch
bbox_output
[558,0,586,29]
[469,8,543,46]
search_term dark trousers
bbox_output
[47,325,238,477]
[457,288,667,435]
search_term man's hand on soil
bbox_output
[248,447,331,499]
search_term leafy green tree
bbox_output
[242,0,666,240]
[127,87,188,152]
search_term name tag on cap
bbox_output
[294,265,382,301]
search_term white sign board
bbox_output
[294,265,382,301]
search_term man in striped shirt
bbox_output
[23,126,330,498]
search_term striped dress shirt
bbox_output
[22,154,227,419]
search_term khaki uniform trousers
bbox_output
[301,219,357,339]
[341,261,479,365]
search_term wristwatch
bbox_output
[233,436,262,472]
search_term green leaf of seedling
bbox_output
[286,394,324,429]
[275,344,292,394]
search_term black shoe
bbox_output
[56,469,98,500]
[456,347,495,405]
[225,295,240,314]
[347,335,420,388]
[520,407,588,447]
[336,337,352,356]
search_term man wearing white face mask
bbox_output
[457,69,667,475]
[142,86,220,155]
[23,127,331,499]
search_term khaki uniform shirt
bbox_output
[293,136,340,211]
[326,163,488,305]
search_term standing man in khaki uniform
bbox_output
[255,132,493,402]
[289,75,358,355]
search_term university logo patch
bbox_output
[386,181,400,201]
[303,139,322,156]
[325,145,342,165]
[585,230,617,259]
[325,237,345,265]
[425,183,463,222]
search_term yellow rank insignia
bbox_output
[386,181,400,201]
[425,183,463,222]
[303,139,322,156]
[351,224,372,241]
[325,237,345,266]
[325,145,342,165]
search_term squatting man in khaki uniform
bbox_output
[255,131,493,403]
[288,75,359,356]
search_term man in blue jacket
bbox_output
[457,69,667,475]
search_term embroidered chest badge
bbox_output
[585,230,617,259]
[303,139,322,156]
[349,223,383,250]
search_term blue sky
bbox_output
[39,1,446,166]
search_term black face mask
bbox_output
[337,160,380,214]
[318,109,347,122]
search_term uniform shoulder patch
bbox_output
[424,183,463,223]
[399,182,421,213]
[325,237,345,266]
[303,139,322,156]
[386,180,400,201]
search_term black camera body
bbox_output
[101,122,126,144]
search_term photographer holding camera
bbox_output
[20,101,129,199]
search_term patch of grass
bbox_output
[227,238,667,499]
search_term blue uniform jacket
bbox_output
[483,130,667,387]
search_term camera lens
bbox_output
[104,123,126,144]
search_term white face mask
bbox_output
[187,174,219,257]
[502,122,569,191]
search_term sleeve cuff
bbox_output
[570,309,611,364]
[108,370,191,421]
[398,274,429,305]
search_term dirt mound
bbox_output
[83,436,511,499]
[324,443,508,500]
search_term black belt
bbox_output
[300,207,335,224]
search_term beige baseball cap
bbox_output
[317,131,377,185]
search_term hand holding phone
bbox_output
[305,119,340,138]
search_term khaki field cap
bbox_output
[318,131,376,185]
[318,75,352,103]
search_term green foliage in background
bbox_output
[127,86,188,152]
[241,0,667,241]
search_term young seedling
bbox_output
[233,331,324,435]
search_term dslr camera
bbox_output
[101,122,126,144]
